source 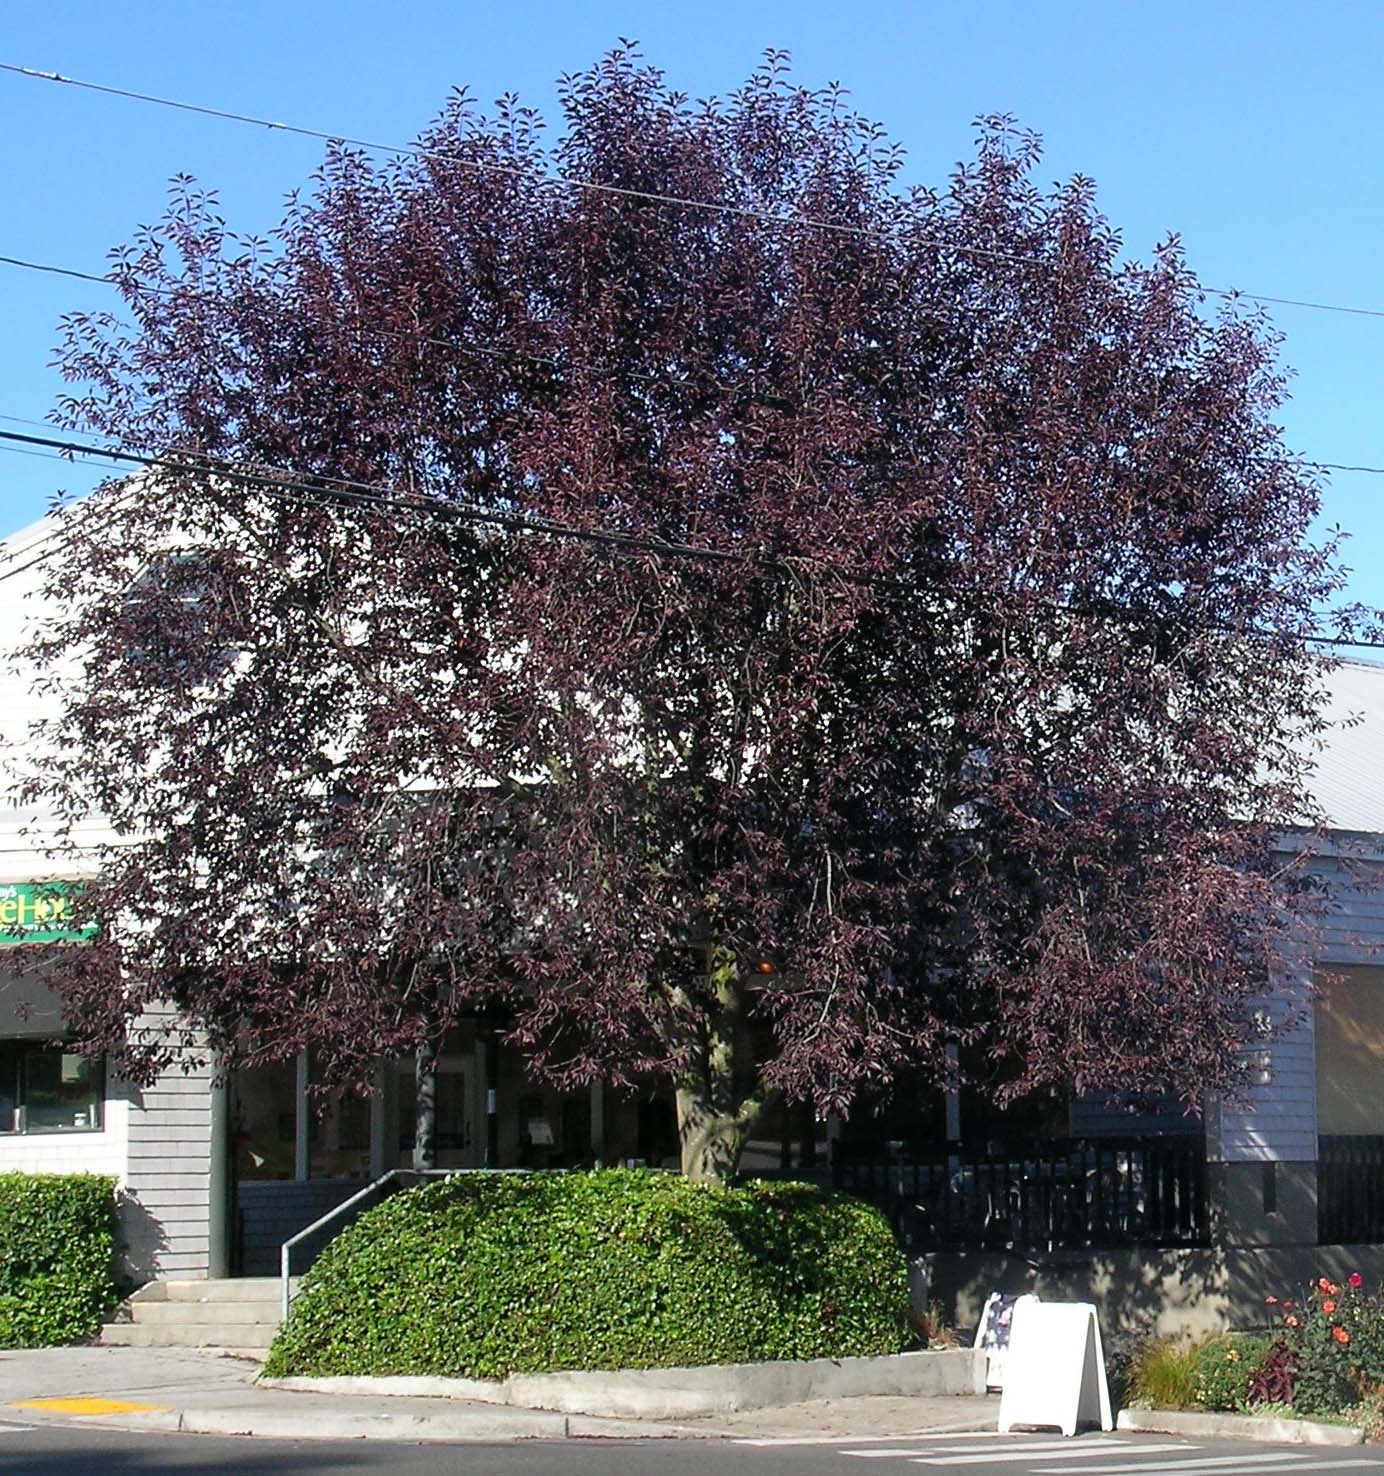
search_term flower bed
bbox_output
[1260,1272,1384,1428]
[1125,1270,1384,1437]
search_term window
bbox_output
[1316,964,1384,1135]
[0,1041,104,1133]
[122,551,243,682]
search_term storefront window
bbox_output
[0,1041,104,1133]
[231,1056,376,1181]
[309,1076,372,1179]
[230,1059,297,1179]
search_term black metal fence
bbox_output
[1319,1135,1384,1245]
[829,1135,1209,1254]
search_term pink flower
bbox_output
[1334,1327,1351,1345]
[1350,1273,1365,1289]
[1265,1295,1279,1305]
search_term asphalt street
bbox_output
[3,1425,1384,1476]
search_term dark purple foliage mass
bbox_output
[22,48,1348,1177]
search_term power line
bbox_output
[3,248,1384,477]
[6,62,1384,322]
[0,63,928,246]
[1,424,1380,651]
[0,252,763,400]
[0,253,117,288]
[0,427,812,578]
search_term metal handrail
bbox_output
[279,1168,458,1320]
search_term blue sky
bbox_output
[4,1,1384,612]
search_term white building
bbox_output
[3,507,1384,1334]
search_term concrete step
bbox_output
[104,1277,285,1348]
[100,1320,278,1349]
[126,1300,281,1327]
[132,1277,287,1304]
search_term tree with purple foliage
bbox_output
[20,47,1348,1180]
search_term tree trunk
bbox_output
[412,1037,438,1171]
[673,946,765,1183]
[676,1081,752,1181]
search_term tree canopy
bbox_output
[19,47,1347,1177]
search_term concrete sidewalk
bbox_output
[0,1346,996,1444]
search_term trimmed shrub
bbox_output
[263,1169,910,1378]
[0,1172,118,1347]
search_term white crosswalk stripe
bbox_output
[910,1443,1190,1466]
[841,1439,1123,1460]
[735,1431,1008,1446]
[834,1438,1190,1462]
[740,1428,1384,1472]
[1028,1456,1310,1474]
[843,1452,978,1460]
[1033,1461,1380,1475]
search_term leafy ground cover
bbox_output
[263,1168,910,1378]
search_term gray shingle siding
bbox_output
[120,1004,217,1280]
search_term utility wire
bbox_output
[1,424,1380,652]
[3,249,1384,477]
[6,62,1384,321]
[0,427,816,577]
[0,252,761,400]
[0,64,983,249]
[0,253,117,288]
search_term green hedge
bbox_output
[264,1169,910,1378]
[0,1172,118,1347]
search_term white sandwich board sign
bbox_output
[996,1298,1113,1437]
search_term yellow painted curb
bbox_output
[12,1397,172,1416]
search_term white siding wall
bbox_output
[1208,848,1384,1164]
[0,1026,218,1282]
[120,1004,217,1280]
[1206,977,1317,1162]
[0,1091,129,1177]
[0,511,218,1283]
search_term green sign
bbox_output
[0,882,95,944]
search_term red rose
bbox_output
[1350,1273,1365,1289]
[1334,1327,1351,1345]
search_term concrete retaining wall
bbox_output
[265,1347,984,1419]
[924,1243,1384,1341]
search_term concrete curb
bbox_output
[263,1348,983,1421]
[1117,1407,1365,1446]
[96,1406,551,1441]
[43,1406,710,1443]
